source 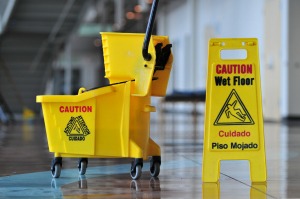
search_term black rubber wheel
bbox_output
[51,157,62,178]
[150,162,160,177]
[51,163,61,178]
[130,165,142,180]
[150,156,161,177]
[78,160,87,175]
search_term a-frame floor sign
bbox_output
[202,38,267,183]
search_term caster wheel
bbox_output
[78,158,88,175]
[150,156,161,177]
[51,157,62,178]
[51,163,61,178]
[150,162,160,177]
[130,165,142,180]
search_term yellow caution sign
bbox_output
[202,38,267,182]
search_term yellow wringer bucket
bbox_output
[36,0,173,180]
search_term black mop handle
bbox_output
[142,0,160,61]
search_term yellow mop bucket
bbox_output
[36,84,130,157]
[37,33,172,157]
[36,0,173,180]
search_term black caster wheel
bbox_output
[51,157,62,178]
[78,158,88,175]
[150,156,161,177]
[130,158,143,180]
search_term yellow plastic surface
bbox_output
[36,32,173,160]
[202,38,267,182]
[101,32,172,97]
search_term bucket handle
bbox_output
[142,0,160,61]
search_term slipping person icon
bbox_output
[225,100,246,122]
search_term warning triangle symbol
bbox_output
[214,89,254,126]
[70,121,83,135]
[64,116,90,136]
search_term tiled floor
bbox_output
[0,108,299,198]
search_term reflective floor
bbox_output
[0,106,299,198]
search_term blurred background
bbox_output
[0,0,297,122]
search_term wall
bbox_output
[264,0,285,121]
[158,0,264,88]
[157,0,291,120]
[286,0,300,118]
